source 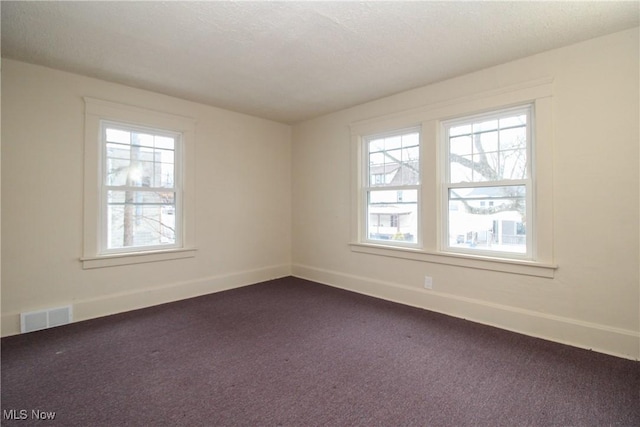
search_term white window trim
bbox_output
[350,78,557,278]
[82,98,197,269]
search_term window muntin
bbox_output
[443,106,532,258]
[364,128,420,245]
[101,121,182,254]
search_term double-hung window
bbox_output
[351,79,555,276]
[82,98,196,269]
[101,122,182,253]
[363,127,420,246]
[443,105,532,259]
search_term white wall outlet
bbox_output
[424,276,433,290]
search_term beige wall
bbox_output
[2,28,639,360]
[291,28,640,359]
[1,59,292,335]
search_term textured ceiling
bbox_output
[2,1,638,124]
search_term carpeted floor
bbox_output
[2,277,639,426]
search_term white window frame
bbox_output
[82,98,197,269]
[350,78,557,278]
[99,120,183,255]
[441,105,534,260]
[362,126,422,248]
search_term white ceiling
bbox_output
[2,1,638,124]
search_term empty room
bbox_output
[1,1,639,426]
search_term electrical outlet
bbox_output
[424,276,433,290]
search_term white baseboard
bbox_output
[1,264,291,337]
[292,263,640,361]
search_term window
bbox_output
[101,122,181,253]
[82,98,196,269]
[443,105,532,259]
[350,78,556,277]
[363,127,420,245]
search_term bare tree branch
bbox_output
[449,153,498,181]
[140,214,176,234]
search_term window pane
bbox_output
[106,128,130,144]
[450,135,472,155]
[106,190,176,249]
[449,124,471,137]
[369,151,385,166]
[131,132,154,148]
[158,148,174,164]
[386,148,402,165]
[385,135,402,150]
[480,131,498,152]
[473,119,498,133]
[449,155,473,183]
[367,189,417,243]
[106,157,130,186]
[500,149,527,180]
[471,153,500,182]
[399,161,419,186]
[369,138,385,153]
[157,162,176,187]
[499,126,527,150]
[138,160,157,187]
[402,145,419,162]
[402,132,419,147]
[155,135,175,150]
[136,146,155,162]
[499,114,526,129]
[106,142,131,160]
[448,186,526,254]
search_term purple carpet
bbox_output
[2,277,639,426]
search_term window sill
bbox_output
[81,248,197,269]
[349,243,556,278]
